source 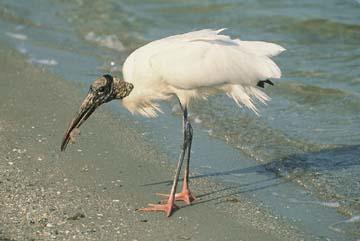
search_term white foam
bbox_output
[329,215,360,233]
[85,32,125,51]
[288,198,340,208]
[5,32,28,40]
[320,201,341,208]
[194,116,202,124]
[28,58,58,66]
[344,215,360,223]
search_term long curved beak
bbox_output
[61,93,98,151]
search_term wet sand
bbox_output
[0,43,305,241]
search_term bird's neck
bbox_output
[113,78,134,99]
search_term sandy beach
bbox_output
[0,42,306,241]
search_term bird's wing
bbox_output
[147,29,285,113]
[123,29,285,115]
[164,29,284,57]
[149,29,285,90]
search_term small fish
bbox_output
[69,128,80,144]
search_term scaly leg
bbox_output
[178,120,196,204]
[156,106,196,205]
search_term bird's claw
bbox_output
[138,202,179,217]
[156,190,196,205]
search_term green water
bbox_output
[0,0,359,240]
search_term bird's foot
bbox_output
[156,188,196,205]
[138,198,179,217]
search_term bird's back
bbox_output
[122,29,285,116]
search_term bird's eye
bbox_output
[98,87,105,93]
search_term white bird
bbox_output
[61,29,285,217]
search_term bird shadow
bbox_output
[264,144,360,174]
[142,164,272,187]
[142,144,360,206]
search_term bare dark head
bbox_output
[61,74,133,151]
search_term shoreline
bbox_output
[0,43,305,240]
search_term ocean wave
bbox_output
[0,4,38,27]
[84,32,125,51]
[279,82,347,97]
[329,215,360,235]
[264,145,360,216]
[28,58,58,66]
[5,32,27,40]
[273,82,360,111]
[187,91,359,216]
[280,18,360,44]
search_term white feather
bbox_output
[122,29,285,117]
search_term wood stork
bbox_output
[61,29,285,217]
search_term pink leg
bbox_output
[177,169,196,204]
[138,195,179,217]
[156,169,196,205]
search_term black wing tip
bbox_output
[257,79,274,88]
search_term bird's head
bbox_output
[60,74,133,151]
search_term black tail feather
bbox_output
[257,79,274,88]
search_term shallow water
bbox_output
[0,0,359,240]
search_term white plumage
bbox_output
[122,28,285,117]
